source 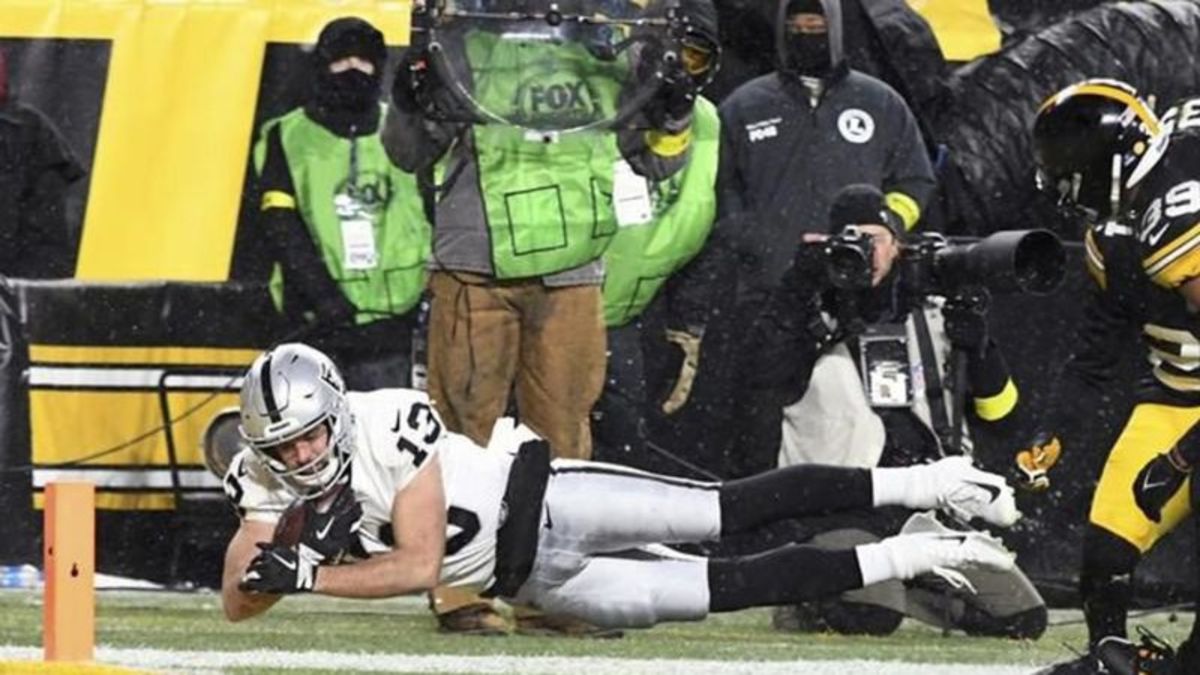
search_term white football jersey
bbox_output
[225,388,522,590]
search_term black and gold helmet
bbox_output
[1032,79,1165,223]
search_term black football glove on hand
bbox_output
[298,484,364,563]
[942,290,991,357]
[1134,448,1192,523]
[239,542,321,594]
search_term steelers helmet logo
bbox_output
[838,109,875,144]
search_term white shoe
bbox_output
[879,530,1016,582]
[922,456,1021,527]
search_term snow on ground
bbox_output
[0,645,1036,674]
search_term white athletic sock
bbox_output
[854,542,901,586]
[856,536,938,585]
[870,466,932,509]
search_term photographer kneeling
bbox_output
[727,184,1050,639]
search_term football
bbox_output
[271,485,343,547]
[271,499,309,548]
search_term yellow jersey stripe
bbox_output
[974,378,1018,421]
[1144,220,1200,268]
[1084,229,1106,289]
[885,192,921,230]
[1145,223,1200,287]
[1152,366,1200,392]
[261,190,296,211]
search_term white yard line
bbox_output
[0,645,1036,674]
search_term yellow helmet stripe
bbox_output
[1038,82,1161,136]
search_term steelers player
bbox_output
[1032,80,1200,673]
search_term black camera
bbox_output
[900,229,1066,301]
[824,225,876,290]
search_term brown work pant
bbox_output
[426,270,606,614]
[426,270,605,459]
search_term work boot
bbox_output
[515,613,624,639]
[435,603,510,636]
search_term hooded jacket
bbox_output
[715,0,935,300]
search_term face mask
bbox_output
[785,33,831,77]
[317,68,380,112]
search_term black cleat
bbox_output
[1097,627,1176,675]
[1032,653,1103,674]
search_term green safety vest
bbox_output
[601,97,719,327]
[254,108,431,322]
[462,30,626,279]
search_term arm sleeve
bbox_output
[967,340,1018,423]
[716,104,748,220]
[663,219,731,332]
[881,98,936,231]
[616,109,693,181]
[1036,281,1136,438]
[257,125,355,323]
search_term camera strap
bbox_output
[911,309,952,453]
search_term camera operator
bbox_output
[745,183,1046,638]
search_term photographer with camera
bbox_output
[747,183,1051,639]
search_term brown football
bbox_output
[272,485,343,547]
[271,499,309,547]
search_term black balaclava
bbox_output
[782,0,830,77]
[308,17,387,134]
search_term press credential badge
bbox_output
[613,159,653,227]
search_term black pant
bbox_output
[592,320,649,465]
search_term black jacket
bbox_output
[715,0,935,300]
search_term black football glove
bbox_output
[298,485,364,563]
[239,542,321,594]
[942,290,990,357]
[1133,449,1191,523]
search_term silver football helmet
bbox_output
[238,343,355,499]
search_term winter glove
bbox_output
[661,328,702,415]
[785,240,832,297]
[1133,448,1192,523]
[942,290,990,357]
[391,48,441,115]
[238,542,321,594]
[644,65,696,131]
[296,484,364,563]
[1015,432,1062,492]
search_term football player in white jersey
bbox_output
[222,342,1020,629]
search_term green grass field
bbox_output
[0,589,1193,674]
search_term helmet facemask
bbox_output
[254,414,356,500]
